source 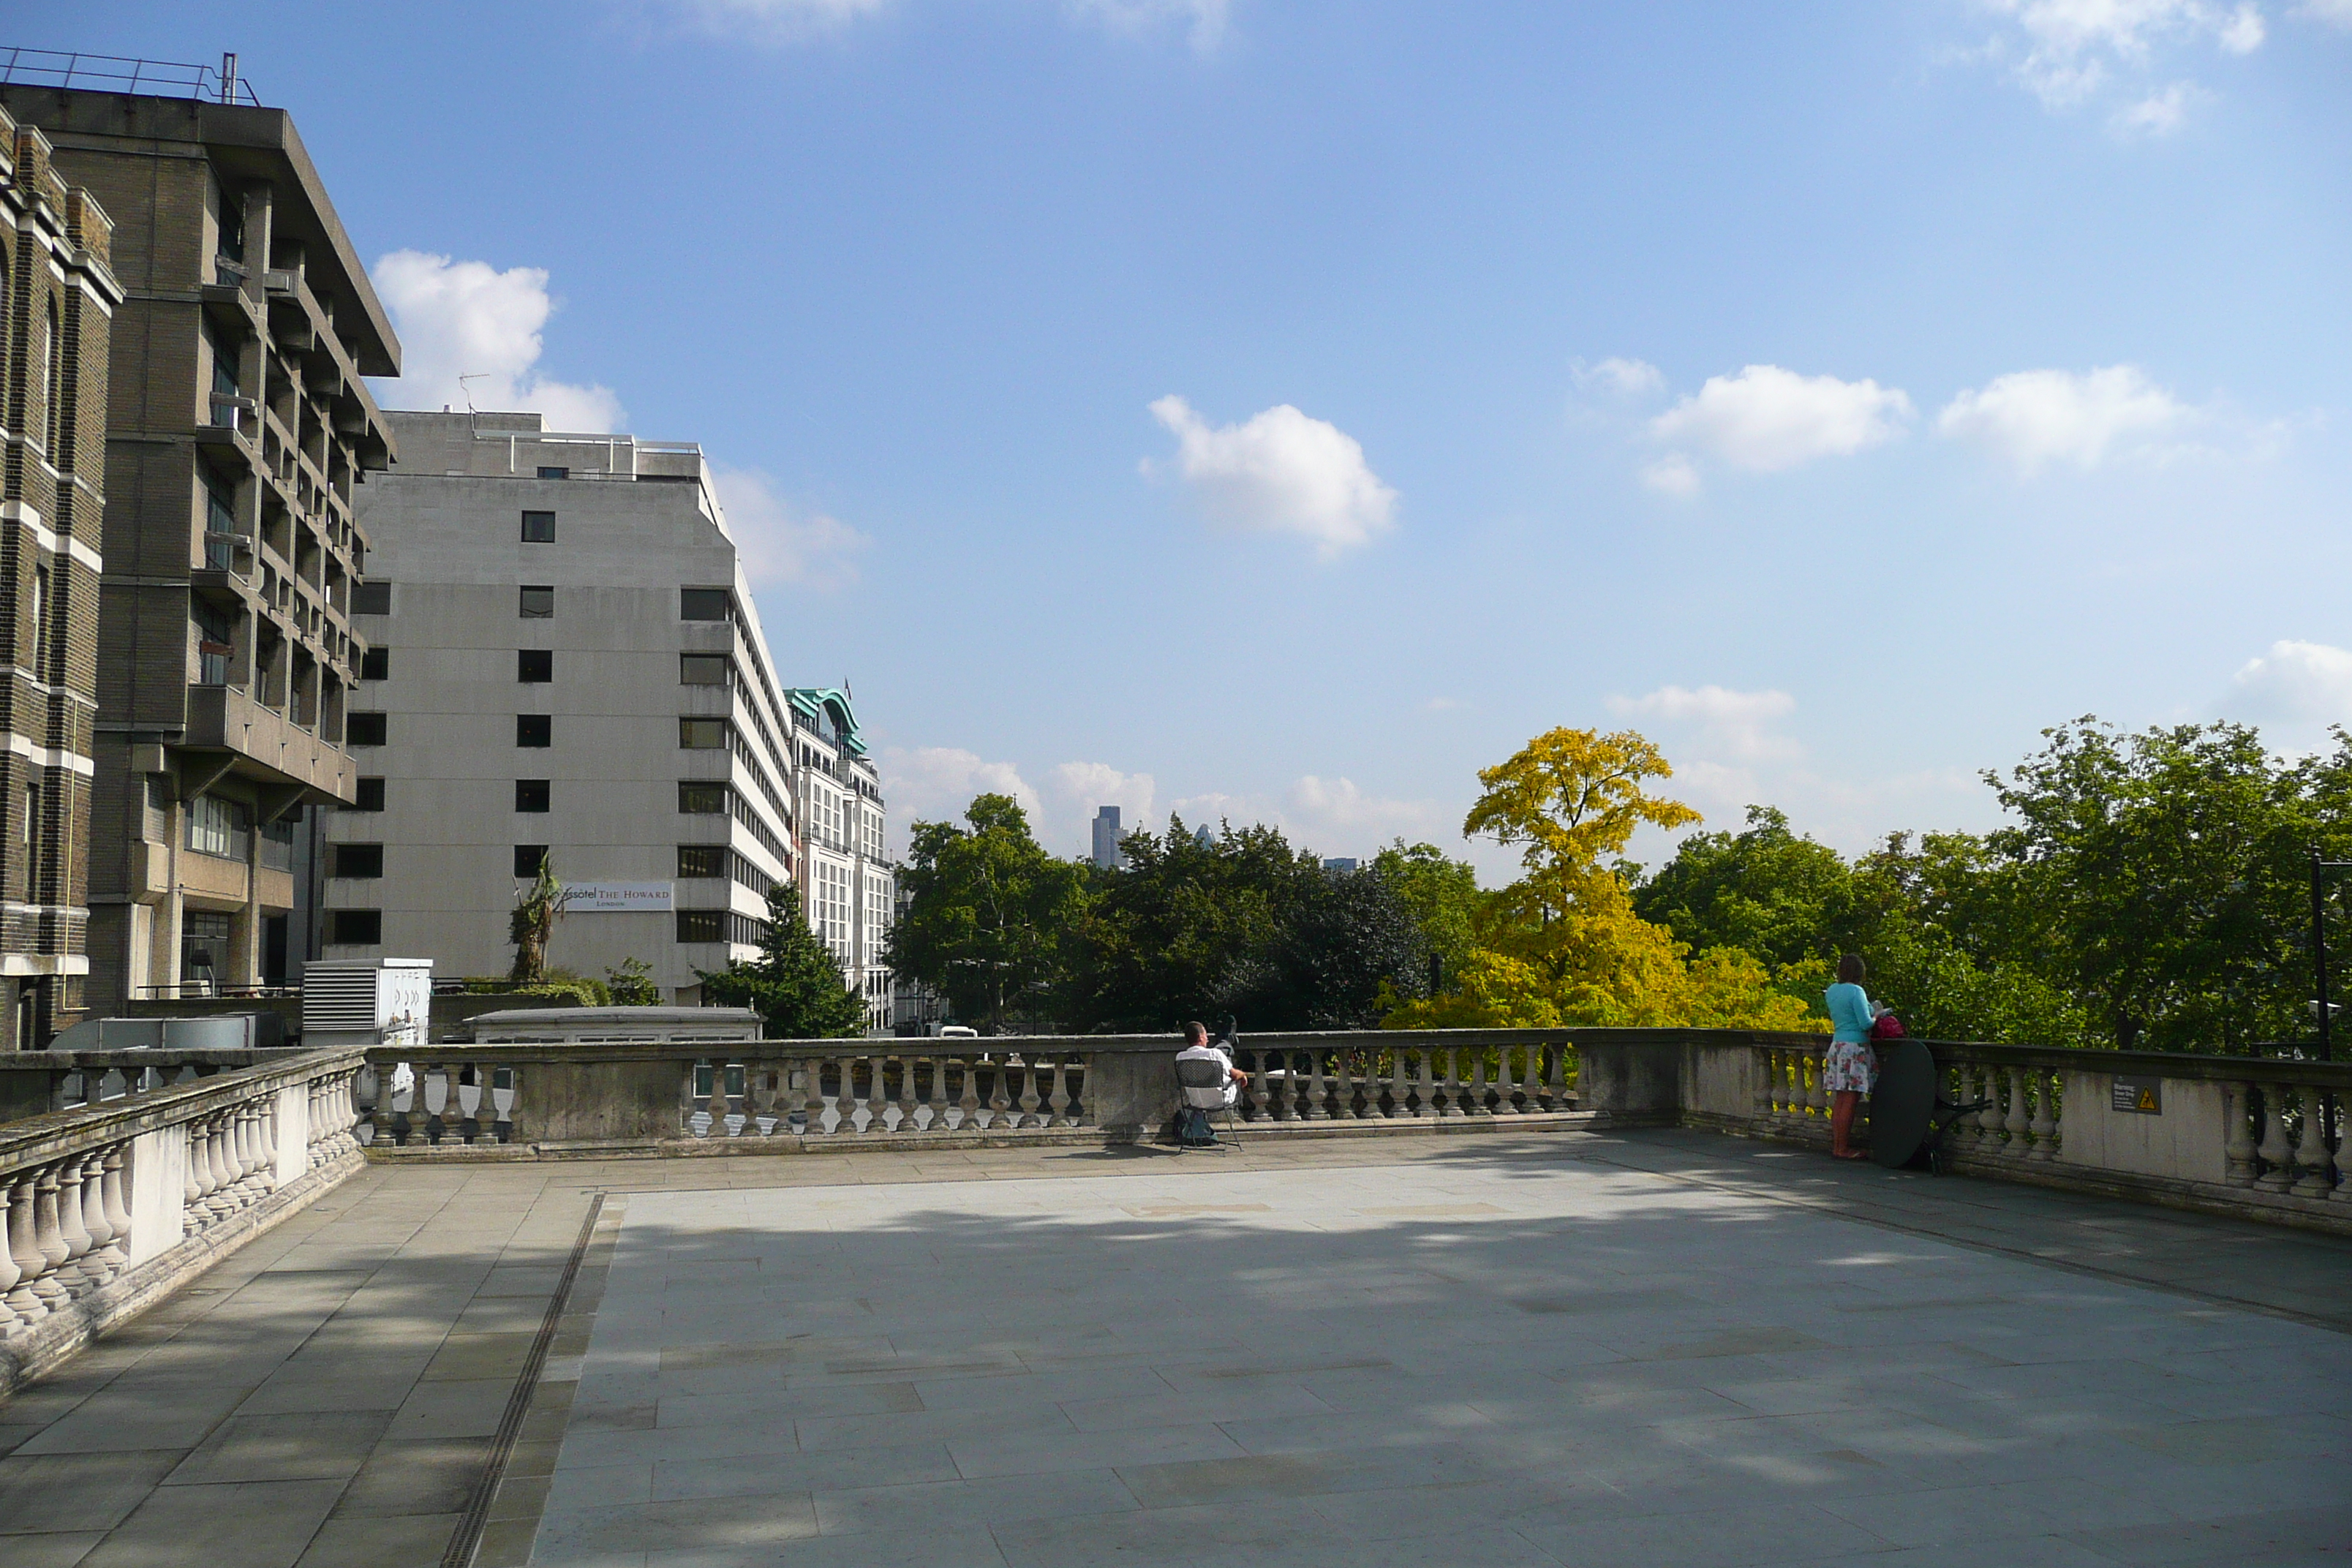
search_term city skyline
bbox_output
[29,4,2352,878]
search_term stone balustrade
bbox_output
[0,1047,366,1397]
[0,1049,309,1127]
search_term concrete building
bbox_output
[0,108,122,1047]
[0,78,399,1013]
[325,411,802,1002]
[1090,805,1124,871]
[785,688,892,1033]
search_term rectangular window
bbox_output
[516,714,552,747]
[516,779,551,813]
[677,845,726,878]
[193,600,233,688]
[331,843,384,879]
[678,782,728,815]
[518,649,553,682]
[536,467,568,480]
[521,510,557,543]
[350,777,385,812]
[359,646,388,682]
[519,586,554,619]
[679,655,728,687]
[260,816,295,872]
[675,910,726,944]
[186,794,249,860]
[346,712,387,747]
[679,718,726,749]
[330,909,382,946]
[513,845,548,878]
[352,581,391,617]
[679,588,731,622]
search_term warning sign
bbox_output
[2111,1076,2162,1115]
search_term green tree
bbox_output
[1632,806,1868,968]
[1371,840,1482,985]
[888,794,1090,1032]
[605,957,660,1006]
[698,883,869,1039]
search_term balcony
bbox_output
[0,1030,2343,1567]
[181,682,357,799]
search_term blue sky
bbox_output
[40,1,2352,875]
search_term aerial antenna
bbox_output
[457,374,489,430]
[220,53,238,105]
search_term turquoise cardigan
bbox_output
[1825,981,1876,1044]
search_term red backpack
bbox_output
[1871,1010,1907,1041]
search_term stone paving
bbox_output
[0,1129,2346,1567]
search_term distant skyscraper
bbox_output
[1322,858,1360,873]
[1090,806,1124,870]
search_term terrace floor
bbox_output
[1,1129,2347,1568]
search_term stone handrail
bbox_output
[0,1048,312,1126]
[0,1045,366,1397]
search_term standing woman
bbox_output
[1823,954,1880,1160]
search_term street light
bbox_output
[2310,850,2352,1063]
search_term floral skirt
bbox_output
[1823,1040,1877,1095]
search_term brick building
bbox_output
[0,80,399,1011]
[0,108,121,1046]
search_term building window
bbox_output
[675,910,726,944]
[536,467,568,480]
[680,588,731,622]
[347,777,385,813]
[679,718,726,749]
[513,845,548,878]
[678,782,728,815]
[521,510,557,542]
[517,714,552,747]
[352,581,391,616]
[347,712,387,747]
[331,843,384,879]
[677,845,726,878]
[516,780,551,813]
[186,794,250,860]
[519,585,554,619]
[518,649,553,682]
[330,910,382,946]
[359,646,388,681]
[680,655,728,687]
[193,599,234,687]
[260,817,295,872]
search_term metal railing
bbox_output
[0,48,262,105]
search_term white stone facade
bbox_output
[323,412,807,1003]
[785,690,892,1033]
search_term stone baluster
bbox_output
[881,1055,908,1133]
[2223,1082,2259,1186]
[422,1066,451,1146]
[2291,1085,2336,1199]
[4,1172,46,1327]
[1431,1047,1459,1117]
[913,1056,938,1131]
[2255,1085,2296,1193]
[470,1066,500,1144]
[852,1055,878,1134]
[1403,1047,1426,1119]
[29,1162,70,1308]
[1999,1069,2030,1158]
[203,1114,237,1221]
[0,1177,20,1333]
[1500,1045,1526,1115]
[956,1055,981,1130]
[456,1068,485,1144]
[1330,1052,1357,1120]
[2029,1072,2059,1162]
[72,1156,113,1289]
[1245,1052,1271,1123]
[1801,1047,1825,1125]
[51,1156,96,1295]
[1047,1058,1074,1128]
[984,1059,1011,1130]
[1550,1044,1572,1111]
[1466,1049,1493,1117]
[1972,1065,2002,1151]
[99,1145,131,1275]
[1011,1060,1037,1129]
[1768,1049,1792,1123]
[1297,1050,1327,1121]
[182,1120,207,1232]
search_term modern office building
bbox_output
[1090,805,1124,871]
[785,688,892,1033]
[0,108,121,1047]
[0,75,399,1013]
[325,411,806,1002]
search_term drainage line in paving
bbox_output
[444,1190,606,1568]
[1585,1148,2351,1336]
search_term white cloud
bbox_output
[1607,685,1802,762]
[1640,453,1703,498]
[1572,356,1667,400]
[879,747,1041,831]
[1647,365,1914,475]
[2228,641,2352,724]
[1978,0,2266,113]
[709,467,867,592]
[2109,80,2208,135]
[1936,364,2193,474]
[2299,0,2352,27]
[1286,777,1443,845]
[1145,396,1398,559]
[1044,761,1157,853]
[1067,0,1230,52]
[367,251,625,432]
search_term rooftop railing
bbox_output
[0,48,263,105]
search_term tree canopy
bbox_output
[698,883,869,1039]
[886,793,1090,1032]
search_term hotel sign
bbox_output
[568,881,674,913]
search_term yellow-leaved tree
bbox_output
[1385,727,1821,1032]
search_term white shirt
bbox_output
[1175,1041,1240,1108]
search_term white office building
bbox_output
[786,688,892,1033]
[321,412,821,1002]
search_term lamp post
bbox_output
[2312,850,2352,1063]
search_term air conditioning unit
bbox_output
[301,957,432,1050]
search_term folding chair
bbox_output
[1173,1055,1240,1151]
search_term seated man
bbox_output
[1175,1019,1249,1109]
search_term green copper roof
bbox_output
[785,687,867,756]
